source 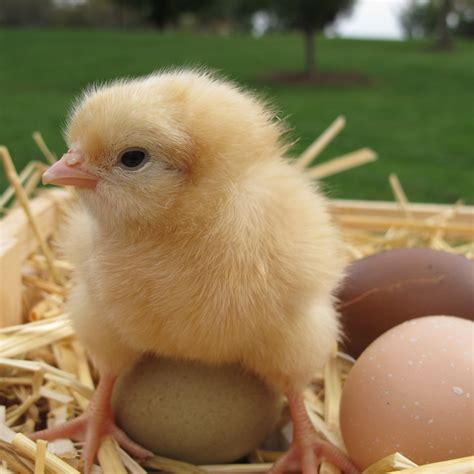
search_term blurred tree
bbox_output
[249,0,355,77]
[401,0,438,39]
[436,0,454,48]
[0,0,151,28]
[401,0,474,46]
[51,0,145,28]
[115,0,355,76]
[0,0,53,26]
[115,0,215,29]
[457,0,474,36]
[194,0,260,31]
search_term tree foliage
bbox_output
[263,0,354,33]
[115,0,216,28]
[401,0,474,40]
[259,0,355,76]
[109,0,355,76]
[0,0,53,26]
[0,0,145,28]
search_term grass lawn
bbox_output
[0,28,472,204]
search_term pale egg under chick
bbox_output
[34,69,358,474]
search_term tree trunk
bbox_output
[150,0,169,30]
[436,0,453,50]
[304,28,316,78]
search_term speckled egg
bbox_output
[340,315,474,469]
[112,356,284,464]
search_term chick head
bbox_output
[43,69,287,229]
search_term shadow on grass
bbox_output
[258,70,373,87]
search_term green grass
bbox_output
[1,28,473,203]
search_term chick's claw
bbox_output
[269,444,317,474]
[269,438,360,474]
[269,390,360,474]
[31,413,152,473]
[30,373,152,473]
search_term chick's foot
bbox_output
[30,373,152,473]
[269,390,360,474]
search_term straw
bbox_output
[12,433,79,474]
[0,146,62,284]
[295,115,346,169]
[115,443,148,474]
[32,132,57,165]
[306,148,377,179]
[389,173,412,219]
[200,465,271,473]
[143,454,209,473]
[1,162,39,209]
[0,441,34,473]
[33,439,47,474]
[363,452,418,473]
[97,437,127,474]
[387,456,474,474]
[334,214,474,236]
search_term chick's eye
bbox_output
[119,149,148,169]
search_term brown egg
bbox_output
[113,356,283,464]
[337,248,474,357]
[340,316,474,469]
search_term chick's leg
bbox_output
[31,372,152,472]
[269,389,360,474]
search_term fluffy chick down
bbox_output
[59,69,346,391]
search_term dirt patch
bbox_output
[260,71,372,87]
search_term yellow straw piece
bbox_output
[323,344,342,432]
[387,455,474,473]
[144,454,209,473]
[307,148,377,179]
[97,437,127,474]
[32,131,57,165]
[200,465,271,473]
[22,169,43,200]
[389,173,412,219]
[33,440,47,474]
[1,162,36,208]
[295,115,346,169]
[363,452,417,473]
[0,146,62,284]
[12,433,79,474]
[320,460,341,474]
[335,214,474,237]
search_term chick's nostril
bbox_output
[65,151,83,166]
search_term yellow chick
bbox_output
[35,70,359,474]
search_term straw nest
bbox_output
[0,118,472,473]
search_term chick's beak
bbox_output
[42,149,98,189]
